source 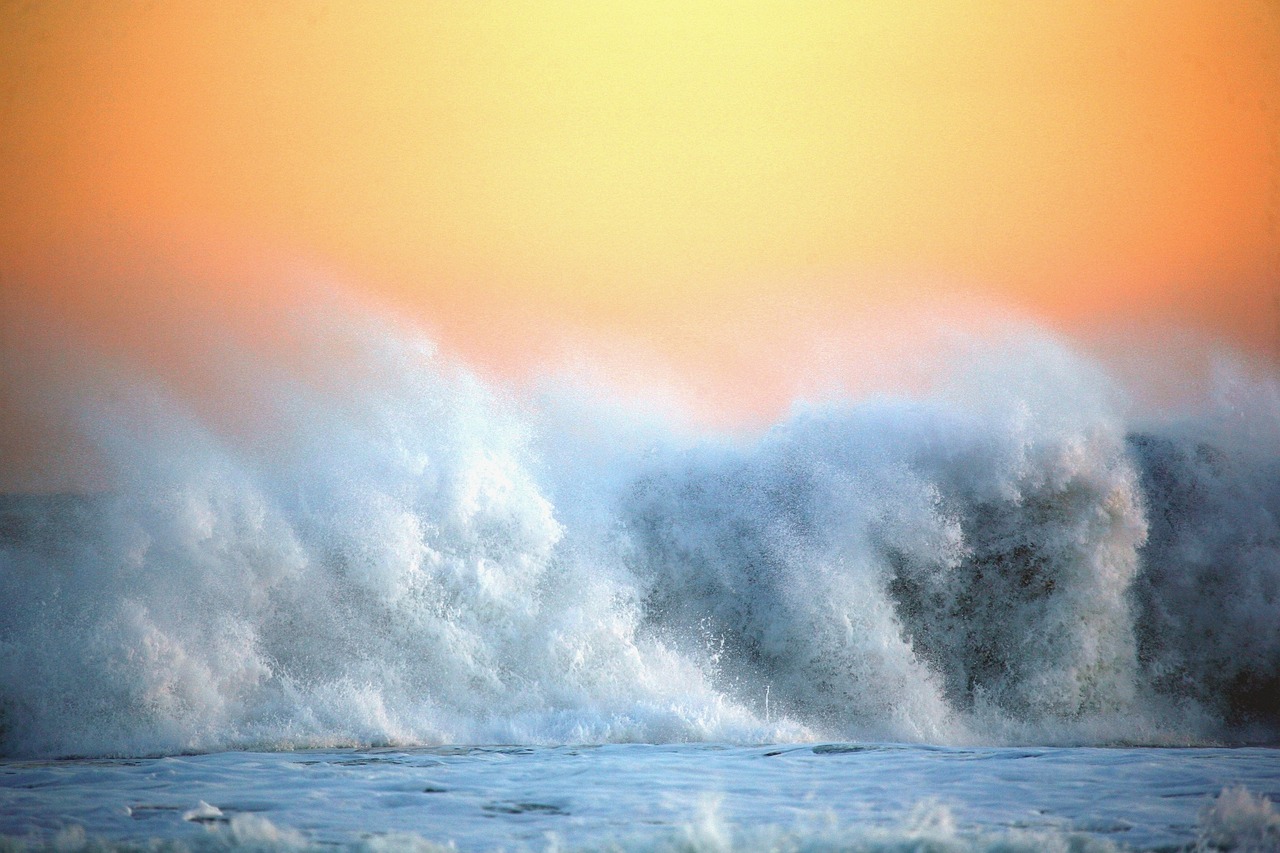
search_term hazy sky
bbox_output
[1,2,1278,477]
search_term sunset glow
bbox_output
[2,1,1278,450]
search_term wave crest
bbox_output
[1,300,1277,756]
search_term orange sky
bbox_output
[1,2,1279,459]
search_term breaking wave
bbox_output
[1,293,1277,757]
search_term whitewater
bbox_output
[1,292,1278,850]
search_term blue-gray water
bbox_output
[3,744,1279,851]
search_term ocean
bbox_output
[2,744,1279,851]
[1,302,1278,850]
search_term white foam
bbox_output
[0,294,1277,757]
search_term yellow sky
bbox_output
[1,1,1278,416]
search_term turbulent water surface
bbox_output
[3,744,1279,851]
[1,297,1278,848]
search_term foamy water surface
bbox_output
[3,744,1279,851]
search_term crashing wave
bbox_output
[1,301,1277,757]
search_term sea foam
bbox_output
[1,295,1277,757]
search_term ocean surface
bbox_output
[2,300,1279,849]
[3,743,1279,851]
